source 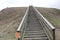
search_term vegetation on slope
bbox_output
[0,7,27,40]
[36,7,60,40]
[0,7,60,40]
[37,7,60,28]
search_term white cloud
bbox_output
[0,0,60,10]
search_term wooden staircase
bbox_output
[23,8,48,40]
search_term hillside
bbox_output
[0,7,27,40]
[36,7,60,40]
[0,7,60,40]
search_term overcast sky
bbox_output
[0,0,60,10]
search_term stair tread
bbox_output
[23,8,48,40]
[24,34,47,37]
[24,37,48,39]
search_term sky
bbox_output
[0,0,60,10]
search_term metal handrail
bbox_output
[16,6,55,40]
[32,6,55,40]
[16,7,29,40]
[17,7,29,32]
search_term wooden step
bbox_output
[24,34,47,38]
[24,37,48,40]
[23,8,48,40]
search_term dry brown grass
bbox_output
[0,7,27,40]
[36,7,60,40]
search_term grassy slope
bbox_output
[36,7,60,40]
[0,7,27,40]
[0,7,60,40]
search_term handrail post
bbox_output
[53,29,55,40]
[32,6,55,40]
[16,31,21,40]
[16,7,29,40]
